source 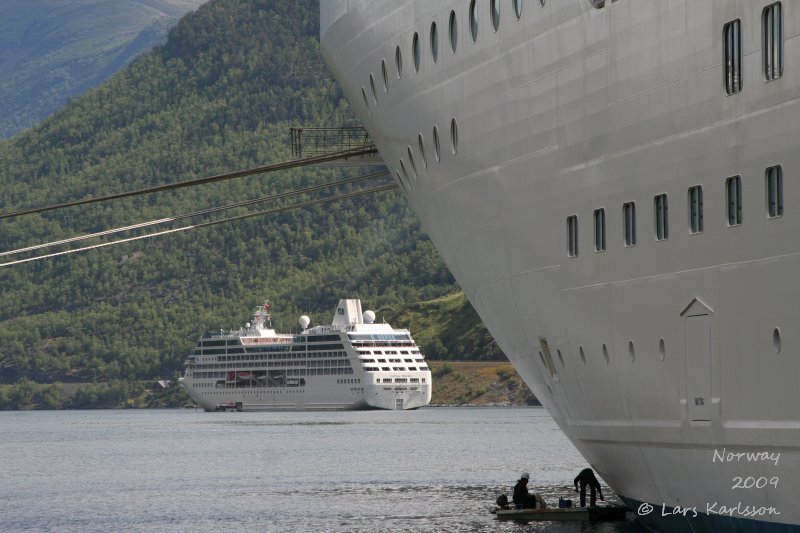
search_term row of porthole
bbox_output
[543,327,784,372]
[362,0,548,116]
[395,119,459,192]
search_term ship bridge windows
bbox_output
[309,334,341,342]
[623,202,636,246]
[593,208,606,252]
[202,340,227,347]
[449,10,458,53]
[567,215,578,257]
[654,194,669,241]
[726,176,743,226]
[724,19,742,94]
[763,3,783,81]
[491,0,501,32]
[766,165,783,218]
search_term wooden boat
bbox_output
[493,505,628,523]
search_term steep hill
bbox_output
[0,0,503,392]
[0,0,207,138]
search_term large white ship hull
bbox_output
[321,1,800,530]
[183,377,431,411]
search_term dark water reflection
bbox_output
[0,407,643,532]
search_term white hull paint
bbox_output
[321,1,800,530]
[182,299,432,411]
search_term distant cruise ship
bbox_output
[321,1,799,531]
[182,299,432,411]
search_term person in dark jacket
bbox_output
[512,472,538,509]
[574,468,604,507]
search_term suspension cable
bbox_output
[0,182,398,268]
[0,170,389,258]
[0,146,378,221]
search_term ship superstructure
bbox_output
[321,1,800,531]
[182,299,431,411]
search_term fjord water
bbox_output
[0,407,640,532]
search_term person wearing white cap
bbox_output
[512,472,539,509]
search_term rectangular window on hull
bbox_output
[654,194,668,241]
[623,202,636,246]
[689,186,704,234]
[766,165,783,218]
[567,215,578,257]
[594,208,606,252]
[724,19,742,94]
[726,176,743,226]
[763,3,783,81]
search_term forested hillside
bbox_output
[0,0,207,138]
[0,0,504,405]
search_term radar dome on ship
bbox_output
[299,315,310,329]
[363,310,376,324]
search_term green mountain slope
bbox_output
[0,0,504,394]
[0,0,207,138]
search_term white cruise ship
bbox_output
[182,299,432,411]
[321,1,799,531]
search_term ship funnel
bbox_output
[332,299,363,325]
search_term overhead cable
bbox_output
[0,146,378,221]
[0,170,388,258]
[0,182,398,269]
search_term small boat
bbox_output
[493,505,628,523]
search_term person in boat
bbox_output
[574,468,604,507]
[512,472,546,509]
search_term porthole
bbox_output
[433,125,441,161]
[579,346,587,365]
[628,341,635,363]
[418,133,428,168]
[369,73,378,105]
[381,60,389,93]
[557,349,565,367]
[450,117,458,154]
[514,0,524,19]
[430,21,439,63]
[658,338,666,361]
[407,146,418,178]
[412,32,421,72]
[449,10,458,53]
[395,45,403,79]
[602,343,609,364]
[399,158,409,182]
[491,0,501,31]
[469,0,479,42]
[395,170,407,194]
[539,0,546,6]
[773,328,782,354]
[361,87,370,117]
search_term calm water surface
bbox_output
[0,407,643,532]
